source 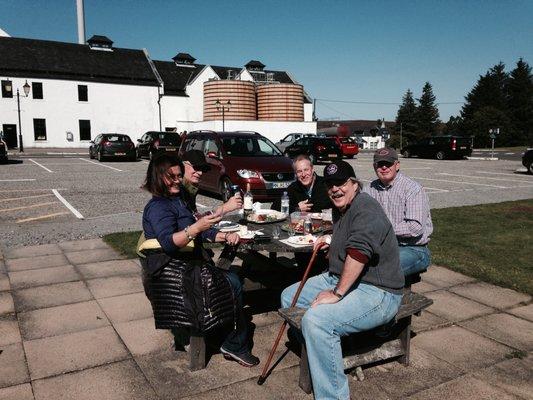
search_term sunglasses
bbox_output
[185,161,210,173]
[165,172,183,181]
[374,161,395,169]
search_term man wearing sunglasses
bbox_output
[181,150,242,215]
[364,147,433,276]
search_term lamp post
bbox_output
[6,80,31,152]
[215,99,231,132]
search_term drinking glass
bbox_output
[272,225,281,239]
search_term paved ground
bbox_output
[1,238,532,400]
[1,149,532,247]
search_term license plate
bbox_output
[273,182,290,189]
[115,152,125,155]
[165,147,176,151]
[460,146,466,149]
[328,154,337,158]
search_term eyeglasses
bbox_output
[325,178,351,190]
[374,161,395,169]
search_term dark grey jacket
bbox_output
[328,192,404,294]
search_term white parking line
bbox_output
[438,172,531,184]
[410,176,507,188]
[52,189,84,219]
[17,212,70,223]
[505,152,515,155]
[0,188,66,193]
[79,158,123,172]
[0,201,56,212]
[3,193,55,202]
[84,211,138,220]
[478,171,532,177]
[29,158,53,173]
[400,167,432,170]
[0,179,36,182]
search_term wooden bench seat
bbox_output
[278,291,433,393]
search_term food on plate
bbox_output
[288,234,316,245]
[246,210,285,223]
[288,219,322,233]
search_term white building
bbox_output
[0,34,315,149]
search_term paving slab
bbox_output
[65,248,124,265]
[250,310,283,328]
[422,266,476,288]
[0,383,34,400]
[5,244,62,259]
[0,315,21,346]
[18,300,109,340]
[0,273,10,292]
[472,355,533,399]
[86,274,143,299]
[24,326,130,380]
[412,280,440,294]
[424,290,494,322]
[412,311,449,332]
[406,374,517,399]
[115,317,174,356]
[57,238,109,252]
[12,281,93,312]
[8,265,80,289]
[449,281,531,309]
[32,360,159,400]
[460,313,533,351]
[0,260,5,273]
[0,292,14,315]
[507,303,533,322]
[97,292,153,324]
[412,326,511,372]
[361,346,462,398]
[0,342,29,389]
[5,254,69,272]
[76,259,141,279]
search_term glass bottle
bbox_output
[243,183,253,217]
[281,191,290,216]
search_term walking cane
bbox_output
[257,242,327,385]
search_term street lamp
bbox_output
[5,80,31,152]
[215,99,231,132]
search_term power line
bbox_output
[316,98,465,106]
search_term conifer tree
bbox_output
[395,89,418,138]
[416,82,440,137]
[507,58,533,145]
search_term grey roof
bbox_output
[0,36,158,86]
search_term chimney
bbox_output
[77,0,86,44]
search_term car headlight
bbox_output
[237,169,260,179]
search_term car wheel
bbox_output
[220,177,233,202]
[347,155,354,159]
[97,151,102,162]
[528,161,533,175]
[89,149,94,159]
[436,151,445,160]
[402,150,410,158]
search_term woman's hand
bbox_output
[222,194,243,214]
[225,232,240,245]
[194,213,222,233]
[314,235,330,251]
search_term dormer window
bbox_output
[245,60,265,72]
[172,53,196,67]
[227,70,234,80]
[87,35,113,51]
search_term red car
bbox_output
[332,136,359,158]
[179,130,295,201]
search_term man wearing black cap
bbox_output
[281,160,404,400]
[364,147,433,276]
[181,150,242,215]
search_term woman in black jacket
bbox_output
[141,154,259,367]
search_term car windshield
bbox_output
[222,136,283,156]
[105,135,131,142]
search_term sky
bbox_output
[2,0,532,122]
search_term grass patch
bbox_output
[103,200,533,295]
[431,199,533,295]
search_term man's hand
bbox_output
[311,289,339,308]
[313,235,330,252]
[225,232,240,245]
[298,199,313,212]
[222,194,243,214]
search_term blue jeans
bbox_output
[220,270,249,354]
[281,273,402,400]
[399,245,431,276]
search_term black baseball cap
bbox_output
[323,160,356,185]
[373,147,398,164]
[182,150,211,172]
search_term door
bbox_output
[2,124,17,149]
[203,137,224,191]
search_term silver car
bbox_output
[275,133,315,153]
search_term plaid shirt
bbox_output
[363,173,433,246]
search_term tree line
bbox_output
[393,58,533,148]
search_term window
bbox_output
[79,120,91,141]
[32,82,43,99]
[33,119,47,141]
[1,80,13,98]
[78,85,88,101]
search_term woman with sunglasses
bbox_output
[280,160,404,399]
[140,153,259,367]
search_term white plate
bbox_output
[287,235,316,245]
[239,232,256,240]
[310,213,322,220]
[216,221,240,232]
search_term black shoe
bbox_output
[220,347,260,367]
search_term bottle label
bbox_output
[244,197,253,210]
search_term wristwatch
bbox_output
[332,287,344,300]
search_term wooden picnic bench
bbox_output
[278,288,433,393]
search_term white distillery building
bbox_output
[0,34,316,149]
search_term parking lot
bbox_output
[1,153,532,247]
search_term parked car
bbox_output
[284,136,342,164]
[275,133,314,152]
[332,136,359,158]
[522,148,533,174]
[136,131,182,160]
[179,130,294,201]
[401,135,472,160]
[0,136,7,163]
[89,133,136,161]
